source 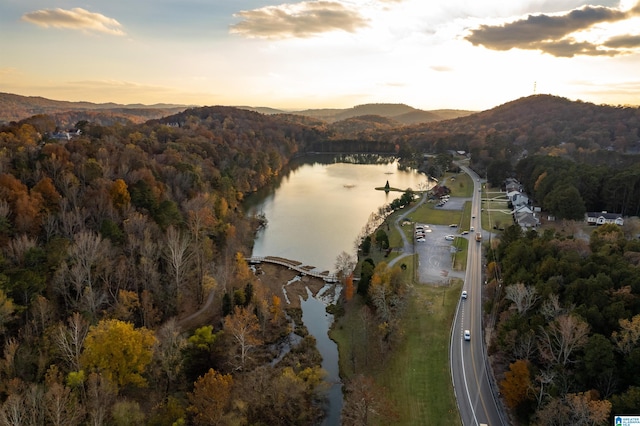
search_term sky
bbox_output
[1,0,640,111]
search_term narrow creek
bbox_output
[300,286,342,426]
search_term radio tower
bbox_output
[533,81,537,95]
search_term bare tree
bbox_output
[0,393,26,426]
[3,234,37,265]
[342,374,398,426]
[85,373,115,426]
[54,312,89,372]
[539,293,564,320]
[538,314,590,366]
[505,282,539,315]
[29,295,55,335]
[163,226,193,304]
[45,382,84,426]
[335,251,356,280]
[513,330,537,361]
[58,203,88,240]
[55,231,111,317]
[530,368,556,409]
[155,318,187,391]
[224,306,262,369]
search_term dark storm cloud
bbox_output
[465,2,640,57]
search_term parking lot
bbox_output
[413,222,467,285]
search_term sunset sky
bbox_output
[1,0,639,111]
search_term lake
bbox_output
[244,155,430,424]
[245,156,429,272]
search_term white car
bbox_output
[416,238,426,242]
[461,291,467,299]
[464,330,471,341]
[445,235,455,241]
[470,226,474,232]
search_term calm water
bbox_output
[244,157,429,424]
[245,157,429,271]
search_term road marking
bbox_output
[459,303,479,426]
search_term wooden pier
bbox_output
[247,256,338,283]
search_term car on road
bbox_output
[464,330,471,341]
[445,235,455,241]
[470,226,474,232]
[449,224,458,228]
[461,290,467,299]
[461,230,469,235]
[471,215,476,219]
[416,238,426,242]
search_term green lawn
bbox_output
[331,281,462,425]
[481,188,514,232]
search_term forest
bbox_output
[0,106,335,425]
[0,93,639,424]
[487,223,640,424]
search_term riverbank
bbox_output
[253,263,331,309]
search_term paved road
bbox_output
[451,167,506,426]
[388,191,427,268]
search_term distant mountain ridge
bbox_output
[1,92,476,127]
[0,92,191,126]
[239,103,476,124]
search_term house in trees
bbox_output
[507,191,530,208]
[513,205,540,229]
[585,211,624,226]
[504,178,523,193]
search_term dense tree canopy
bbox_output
[489,224,640,423]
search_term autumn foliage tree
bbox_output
[188,368,234,426]
[80,319,156,391]
[499,359,532,411]
[344,273,354,302]
[109,178,131,213]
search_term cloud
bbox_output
[605,33,640,48]
[21,8,125,36]
[230,1,369,39]
[465,2,640,57]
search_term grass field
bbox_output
[331,280,463,425]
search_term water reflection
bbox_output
[245,156,429,272]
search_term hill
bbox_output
[381,94,640,167]
[0,92,189,127]
[0,93,476,128]
[292,103,474,124]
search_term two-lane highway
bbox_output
[450,167,505,426]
